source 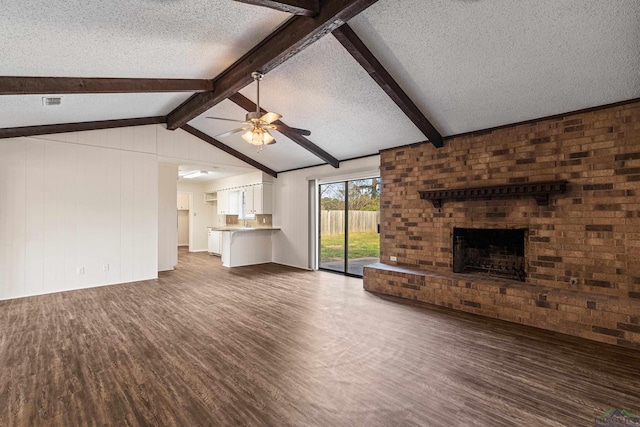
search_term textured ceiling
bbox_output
[1,0,639,173]
[350,0,640,136]
[0,93,192,128]
[0,0,288,78]
[237,35,426,162]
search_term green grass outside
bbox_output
[320,231,379,261]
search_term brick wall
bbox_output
[364,101,640,347]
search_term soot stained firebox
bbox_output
[453,228,526,281]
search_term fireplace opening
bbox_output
[453,228,526,281]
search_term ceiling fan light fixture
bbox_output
[242,129,274,146]
[206,71,309,151]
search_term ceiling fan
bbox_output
[206,72,311,152]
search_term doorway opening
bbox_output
[177,191,192,251]
[319,178,380,277]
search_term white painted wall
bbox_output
[0,136,158,299]
[177,181,217,251]
[158,163,178,271]
[0,124,255,300]
[272,155,380,270]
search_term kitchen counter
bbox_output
[208,227,281,232]
[206,227,280,267]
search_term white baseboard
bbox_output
[272,261,313,271]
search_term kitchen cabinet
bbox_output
[216,190,229,215]
[245,183,272,215]
[208,228,222,255]
[177,193,189,210]
[216,185,268,216]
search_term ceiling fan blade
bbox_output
[206,117,247,124]
[273,124,311,136]
[215,127,250,138]
[260,112,282,124]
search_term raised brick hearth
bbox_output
[364,101,640,348]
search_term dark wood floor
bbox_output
[1,249,639,426]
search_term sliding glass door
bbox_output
[319,178,380,277]
[319,182,346,274]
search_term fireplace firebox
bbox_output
[452,228,526,281]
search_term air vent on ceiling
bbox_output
[42,97,62,106]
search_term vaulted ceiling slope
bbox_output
[1,0,638,174]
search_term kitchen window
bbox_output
[238,189,255,220]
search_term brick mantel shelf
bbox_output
[418,180,569,208]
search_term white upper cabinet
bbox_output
[216,190,229,215]
[246,183,272,215]
[215,183,272,216]
[177,193,189,210]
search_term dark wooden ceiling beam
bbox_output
[0,116,165,139]
[234,0,319,16]
[181,125,278,178]
[0,77,214,95]
[229,93,339,168]
[332,24,443,148]
[166,0,379,130]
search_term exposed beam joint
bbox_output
[332,24,443,148]
[234,0,319,16]
[166,0,379,130]
[229,93,339,168]
[0,77,214,95]
[181,125,278,178]
[0,117,165,140]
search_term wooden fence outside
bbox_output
[320,210,379,235]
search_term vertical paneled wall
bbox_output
[0,137,157,300]
[158,162,178,271]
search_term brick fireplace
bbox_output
[363,100,640,348]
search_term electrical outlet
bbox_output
[262,218,266,224]
[77,267,84,275]
[390,256,397,261]
[570,277,578,285]
[103,264,109,272]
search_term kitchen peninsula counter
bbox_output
[208,227,280,267]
